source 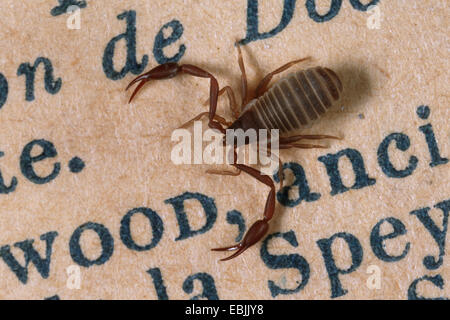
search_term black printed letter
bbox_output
[165,192,217,241]
[317,232,363,298]
[239,0,296,45]
[261,231,310,297]
[102,10,149,80]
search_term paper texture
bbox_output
[0,0,448,299]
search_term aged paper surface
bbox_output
[0,0,448,299]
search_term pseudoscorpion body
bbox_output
[126,43,343,261]
[230,67,343,133]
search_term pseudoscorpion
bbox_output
[126,43,343,261]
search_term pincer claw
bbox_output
[212,219,269,261]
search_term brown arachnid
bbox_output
[126,43,343,261]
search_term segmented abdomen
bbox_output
[250,67,343,134]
